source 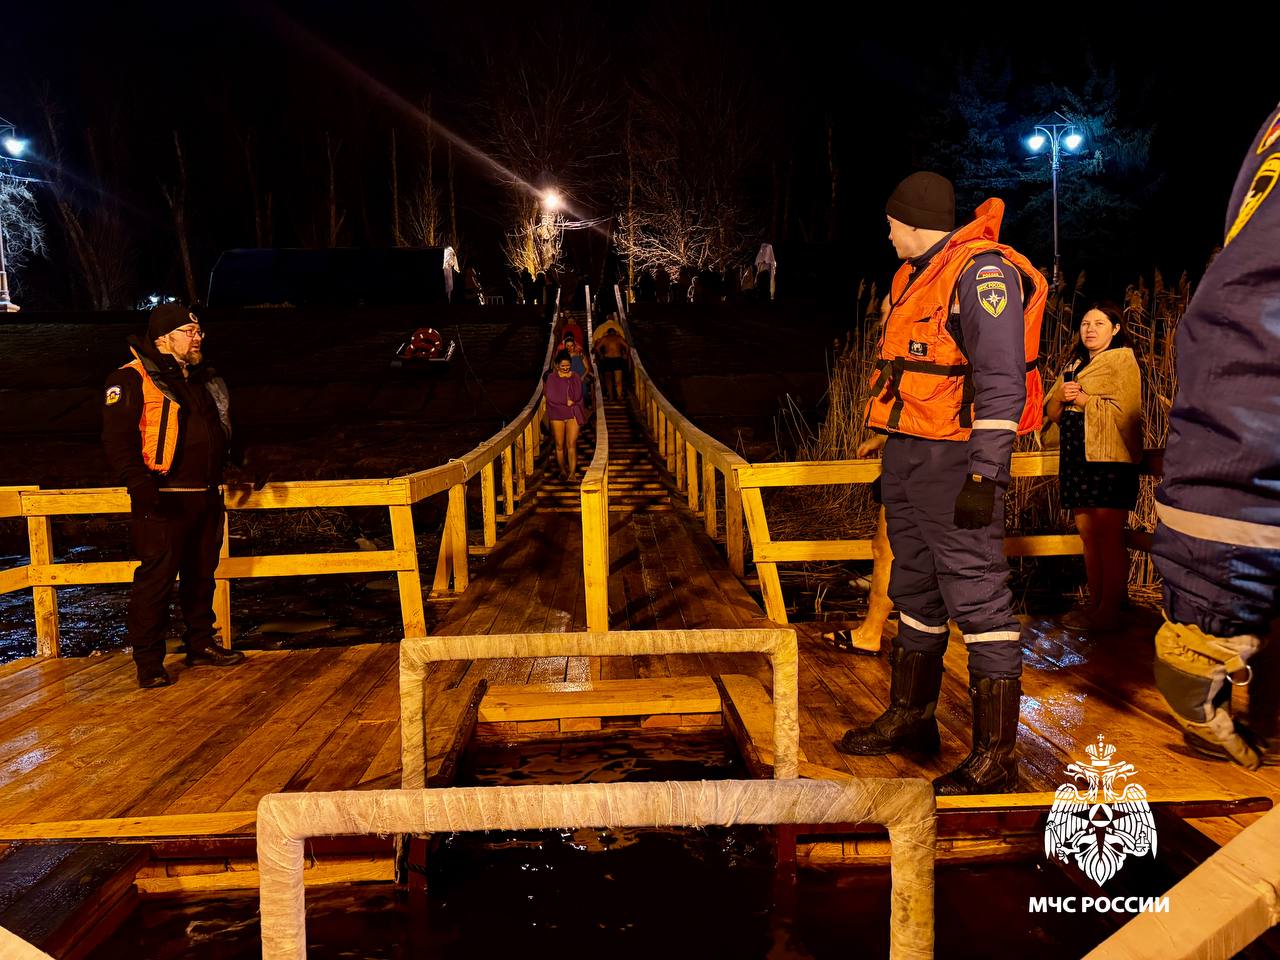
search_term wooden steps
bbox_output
[479,676,721,721]
[0,843,145,959]
[533,399,673,513]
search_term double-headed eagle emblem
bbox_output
[1044,735,1157,886]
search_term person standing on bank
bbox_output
[1044,303,1143,631]
[837,172,1048,795]
[102,303,246,689]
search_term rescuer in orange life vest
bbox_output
[102,303,246,689]
[837,173,1048,795]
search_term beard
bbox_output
[175,344,203,366]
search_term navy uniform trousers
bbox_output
[882,435,1022,679]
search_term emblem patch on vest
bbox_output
[1227,153,1280,246]
[908,340,928,357]
[104,385,122,406]
[977,280,1008,317]
[1258,109,1280,155]
[975,265,1005,281]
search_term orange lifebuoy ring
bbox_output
[402,327,444,359]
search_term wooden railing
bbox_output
[615,293,748,579]
[578,289,611,631]
[0,314,559,657]
[734,449,1165,624]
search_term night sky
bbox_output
[0,4,1268,309]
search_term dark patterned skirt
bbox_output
[1058,411,1139,511]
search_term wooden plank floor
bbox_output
[2,617,1275,841]
[0,400,1273,845]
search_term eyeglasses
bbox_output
[174,326,204,339]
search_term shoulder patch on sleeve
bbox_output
[976,281,1008,317]
[104,385,122,406]
[975,264,1005,281]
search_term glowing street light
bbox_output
[1024,118,1084,289]
[542,189,562,212]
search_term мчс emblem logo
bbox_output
[1044,735,1157,886]
[104,385,122,406]
[976,280,1007,317]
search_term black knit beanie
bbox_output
[148,302,195,341]
[886,172,955,231]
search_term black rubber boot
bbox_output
[837,648,944,756]
[933,676,1021,795]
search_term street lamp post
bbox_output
[0,116,30,313]
[1025,119,1083,290]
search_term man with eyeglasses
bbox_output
[102,302,245,688]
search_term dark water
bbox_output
[89,732,1131,959]
[93,859,1115,959]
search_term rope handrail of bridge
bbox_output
[0,303,561,658]
[734,449,1165,624]
[399,626,800,786]
[614,286,750,578]
[256,778,937,960]
[578,287,611,631]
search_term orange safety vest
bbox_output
[867,198,1047,441]
[121,356,182,474]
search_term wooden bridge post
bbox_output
[665,421,677,474]
[514,435,527,501]
[740,487,787,623]
[675,433,686,490]
[214,509,232,647]
[480,461,497,549]
[523,422,536,476]
[703,461,717,536]
[447,482,469,592]
[581,481,609,632]
[657,410,667,458]
[685,442,699,511]
[26,511,60,658]
[501,446,515,517]
[390,503,427,636]
[725,474,745,579]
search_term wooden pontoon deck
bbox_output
[0,524,1273,846]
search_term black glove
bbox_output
[954,474,996,530]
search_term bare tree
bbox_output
[614,50,762,278]
[240,130,272,247]
[501,197,561,276]
[160,130,198,303]
[475,24,619,272]
[41,99,135,309]
[324,132,344,247]
[389,128,403,246]
[446,139,457,249]
[401,97,442,248]
[0,176,47,296]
